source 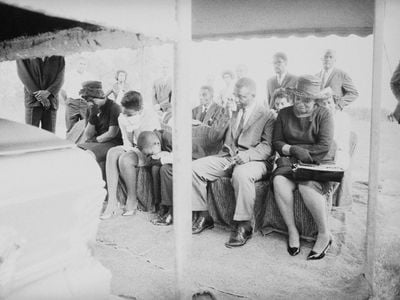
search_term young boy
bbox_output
[272,88,292,116]
[137,130,173,226]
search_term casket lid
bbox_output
[0,119,74,155]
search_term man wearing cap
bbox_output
[16,56,65,133]
[316,49,358,110]
[192,77,275,248]
[77,81,122,173]
[266,52,297,109]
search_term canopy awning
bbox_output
[0,0,374,45]
[0,0,177,41]
[192,0,374,40]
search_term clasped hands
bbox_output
[33,90,51,109]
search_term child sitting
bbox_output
[137,130,173,226]
[101,91,160,219]
[271,88,292,117]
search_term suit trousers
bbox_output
[25,106,57,133]
[192,156,267,221]
[160,164,173,206]
[65,98,88,132]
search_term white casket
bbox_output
[0,119,111,300]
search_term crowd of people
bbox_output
[16,48,360,260]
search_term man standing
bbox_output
[266,52,297,109]
[192,85,222,127]
[317,49,359,110]
[152,63,172,113]
[192,78,275,248]
[16,56,65,133]
[389,61,400,123]
[61,57,94,132]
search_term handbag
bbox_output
[292,162,344,182]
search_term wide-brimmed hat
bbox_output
[286,75,325,99]
[79,81,105,99]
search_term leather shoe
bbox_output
[151,213,173,226]
[225,225,252,248]
[287,242,300,256]
[192,215,214,234]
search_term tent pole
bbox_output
[173,0,192,299]
[365,0,385,295]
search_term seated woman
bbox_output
[272,75,335,260]
[101,91,160,219]
[78,81,122,176]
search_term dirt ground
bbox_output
[94,119,400,300]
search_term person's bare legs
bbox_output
[298,183,331,253]
[119,151,139,212]
[102,146,126,216]
[273,175,299,248]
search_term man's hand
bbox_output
[34,90,51,109]
[388,110,400,123]
[320,87,333,98]
[233,151,250,165]
[289,145,313,163]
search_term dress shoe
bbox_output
[287,242,300,256]
[307,238,332,260]
[192,215,214,234]
[151,213,173,226]
[225,225,252,248]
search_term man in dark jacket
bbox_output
[389,61,400,123]
[16,56,65,133]
[266,52,297,109]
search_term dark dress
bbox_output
[78,99,123,163]
[272,105,335,194]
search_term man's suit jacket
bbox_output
[16,56,65,110]
[390,61,400,123]
[192,102,222,126]
[317,68,359,109]
[210,104,275,162]
[266,73,297,108]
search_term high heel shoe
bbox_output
[307,238,332,260]
[287,242,300,256]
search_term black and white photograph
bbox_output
[0,0,399,299]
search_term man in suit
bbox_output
[192,77,275,248]
[16,56,65,133]
[266,52,297,109]
[316,49,359,110]
[192,85,222,126]
[388,61,400,123]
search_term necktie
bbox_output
[199,106,207,122]
[321,71,328,88]
[235,109,246,139]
